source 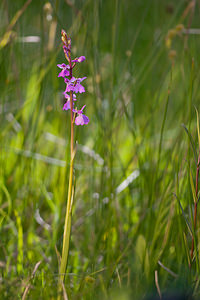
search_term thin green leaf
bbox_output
[183,232,191,267]
[182,123,198,164]
[14,210,23,274]
[189,168,197,203]
[173,193,192,237]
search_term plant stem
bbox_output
[58,62,74,296]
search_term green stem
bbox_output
[58,89,74,297]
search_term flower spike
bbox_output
[57,30,89,126]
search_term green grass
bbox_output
[1,0,200,299]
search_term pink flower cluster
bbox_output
[57,30,89,126]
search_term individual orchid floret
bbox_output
[63,100,71,111]
[57,63,70,77]
[63,100,74,111]
[63,93,77,111]
[64,76,87,94]
[74,105,89,126]
[73,77,87,93]
[72,56,86,63]
[64,77,76,93]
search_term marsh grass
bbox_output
[1,0,200,299]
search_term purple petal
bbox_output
[72,56,86,63]
[73,84,79,93]
[64,70,70,76]
[72,108,78,113]
[74,83,85,93]
[57,63,70,69]
[58,70,66,77]
[75,113,89,125]
[75,115,84,125]
[57,63,66,69]
[58,69,70,77]
[78,84,85,93]
[77,76,87,82]
[63,100,71,111]
[64,78,70,84]
[65,85,75,93]
[64,93,77,101]
[77,56,85,62]
[82,114,89,124]
[80,105,86,112]
[64,93,70,99]
[70,77,76,83]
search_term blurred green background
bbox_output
[1,0,200,299]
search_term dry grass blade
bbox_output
[22,261,41,300]
[55,245,61,267]
[116,268,122,288]
[155,270,162,299]
[158,260,178,278]
[62,281,69,300]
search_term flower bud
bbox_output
[61,29,68,45]
[63,45,70,62]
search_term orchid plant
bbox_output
[57,30,89,294]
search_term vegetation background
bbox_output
[1,0,200,299]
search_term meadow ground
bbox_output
[1,0,200,299]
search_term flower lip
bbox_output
[63,100,74,111]
[75,115,89,125]
[75,111,89,125]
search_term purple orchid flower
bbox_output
[63,100,73,111]
[74,105,89,126]
[58,30,89,126]
[72,56,86,63]
[64,77,87,94]
[57,63,70,77]
[63,93,77,111]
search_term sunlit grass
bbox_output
[1,0,200,299]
